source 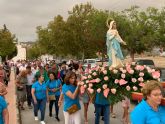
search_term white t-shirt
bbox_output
[27,72,35,85]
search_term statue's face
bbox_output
[112,22,116,29]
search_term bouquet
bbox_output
[80,62,160,104]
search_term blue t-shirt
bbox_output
[32,81,47,100]
[46,79,61,96]
[95,92,111,105]
[0,96,7,124]
[62,84,81,112]
[130,99,165,124]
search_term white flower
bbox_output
[104,76,109,81]
[97,88,101,93]
[114,79,119,84]
[103,70,107,75]
[122,70,127,73]
[88,83,93,87]
[92,72,97,76]
[113,69,118,74]
[132,78,137,83]
[138,77,144,82]
[139,72,144,77]
[133,86,138,91]
[131,62,136,65]
[119,67,123,71]
[121,74,126,79]
[96,78,101,83]
[86,80,89,83]
[88,75,92,79]
[103,84,108,89]
[84,84,87,88]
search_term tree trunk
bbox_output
[130,52,135,62]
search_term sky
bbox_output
[0,0,165,42]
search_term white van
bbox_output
[83,59,96,69]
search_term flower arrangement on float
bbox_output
[80,62,161,104]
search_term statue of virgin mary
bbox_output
[106,20,126,68]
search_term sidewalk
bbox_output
[6,69,20,124]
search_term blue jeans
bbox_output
[95,104,110,124]
[33,98,46,121]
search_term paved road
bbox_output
[21,101,135,124]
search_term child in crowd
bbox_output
[122,97,130,124]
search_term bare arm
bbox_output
[65,86,80,100]
[58,94,64,107]
[3,108,9,124]
[31,88,37,104]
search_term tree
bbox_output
[0,25,17,61]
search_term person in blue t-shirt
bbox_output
[31,74,48,124]
[47,72,62,121]
[130,80,165,124]
[94,91,111,124]
[0,96,9,124]
[60,71,81,124]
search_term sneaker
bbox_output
[40,121,46,124]
[34,116,39,121]
[55,116,60,121]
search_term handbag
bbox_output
[67,104,79,114]
[48,95,56,100]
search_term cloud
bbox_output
[0,0,164,41]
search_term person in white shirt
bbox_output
[26,65,35,109]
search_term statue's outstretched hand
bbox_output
[123,42,127,45]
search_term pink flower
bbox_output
[152,71,160,79]
[88,88,94,94]
[135,65,144,71]
[86,80,89,83]
[126,86,131,91]
[119,79,127,85]
[96,78,101,83]
[103,84,108,89]
[97,88,101,93]
[89,70,92,74]
[89,79,96,83]
[80,86,85,94]
[138,77,144,82]
[132,78,137,83]
[88,75,92,79]
[81,76,87,80]
[103,70,107,75]
[101,67,105,71]
[139,82,145,87]
[80,81,84,85]
[133,86,138,91]
[128,70,134,74]
[92,72,97,76]
[121,74,126,79]
[88,83,93,87]
[111,88,116,94]
[103,88,110,98]
[114,79,119,84]
[139,72,144,77]
[104,76,109,81]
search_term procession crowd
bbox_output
[0,59,165,124]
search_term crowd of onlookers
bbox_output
[1,59,165,124]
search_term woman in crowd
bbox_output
[47,72,62,121]
[0,96,9,124]
[60,71,81,124]
[0,65,6,85]
[130,80,165,124]
[31,74,48,124]
[15,70,27,110]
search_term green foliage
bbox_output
[0,25,17,60]
[28,3,165,60]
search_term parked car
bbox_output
[135,59,155,68]
[83,59,97,69]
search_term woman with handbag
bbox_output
[61,71,81,124]
[47,72,62,121]
[31,74,48,124]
